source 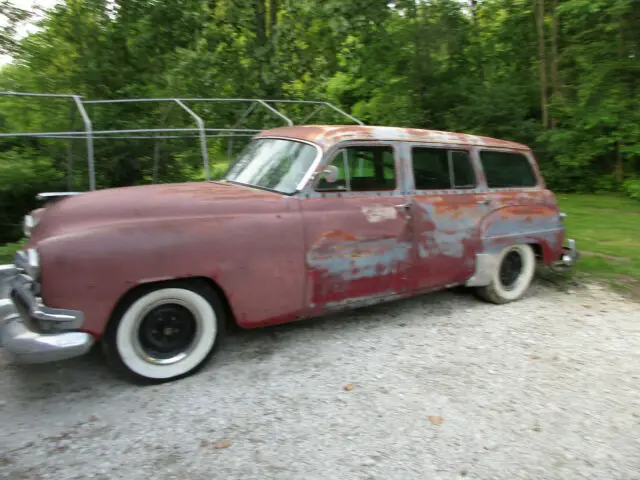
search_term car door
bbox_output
[300,142,413,314]
[407,144,488,291]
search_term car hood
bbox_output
[29,181,290,244]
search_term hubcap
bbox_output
[137,304,197,361]
[499,251,523,290]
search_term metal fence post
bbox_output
[73,96,95,190]
[175,99,210,181]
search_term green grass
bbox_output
[0,240,24,264]
[556,193,640,296]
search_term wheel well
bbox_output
[107,277,238,335]
[529,243,543,262]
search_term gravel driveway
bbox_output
[1,281,639,480]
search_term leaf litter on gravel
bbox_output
[428,416,444,425]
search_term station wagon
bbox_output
[0,125,578,383]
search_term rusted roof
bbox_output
[257,125,530,151]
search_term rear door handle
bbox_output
[477,198,491,206]
[394,202,412,220]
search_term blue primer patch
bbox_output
[308,238,412,281]
[484,214,562,238]
[416,203,476,259]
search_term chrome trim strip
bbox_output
[36,191,84,200]
[484,227,564,240]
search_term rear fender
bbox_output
[465,203,564,287]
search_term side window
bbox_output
[480,151,537,188]
[412,148,477,190]
[316,146,396,192]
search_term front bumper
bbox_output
[0,264,94,364]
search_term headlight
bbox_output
[23,214,36,238]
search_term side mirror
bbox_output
[320,165,339,184]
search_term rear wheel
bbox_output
[104,281,225,383]
[475,244,536,304]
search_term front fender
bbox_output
[38,211,306,337]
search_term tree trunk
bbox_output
[534,0,549,128]
[615,142,624,183]
[254,0,267,47]
[550,0,559,128]
[269,0,278,37]
[470,0,484,82]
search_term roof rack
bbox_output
[0,92,364,191]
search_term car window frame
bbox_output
[309,141,402,197]
[477,148,540,190]
[409,144,479,193]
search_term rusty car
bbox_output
[0,124,579,382]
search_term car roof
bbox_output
[257,125,530,151]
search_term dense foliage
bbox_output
[0,0,639,242]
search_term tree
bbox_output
[0,0,30,55]
[0,0,639,244]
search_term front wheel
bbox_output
[103,281,225,383]
[475,244,536,304]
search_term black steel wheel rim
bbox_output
[137,304,197,359]
[499,251,523,290]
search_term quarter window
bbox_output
[316,146,396,192]
[412,148,477,190]
[479,151,537,188]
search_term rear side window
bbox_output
[412,148,477,190]
[479,151,537,188]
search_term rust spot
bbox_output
[256,125,531,151]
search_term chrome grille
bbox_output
[14,250,40,295]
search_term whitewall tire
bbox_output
[476,244,536,304]
[104,281,224,383]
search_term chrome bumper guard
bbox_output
[552,238,579,271]
[0,264,94,364]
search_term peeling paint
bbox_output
[308,238,411,281]
[361,205,398,223]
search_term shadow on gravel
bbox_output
[1,345,132,402]
[206,287,475,368]
[1,279,563,400]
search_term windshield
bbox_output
[224,138,319,194]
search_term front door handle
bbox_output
[394,202,411,220]
[477,198,491,206]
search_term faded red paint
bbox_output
[23,124,568,339]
